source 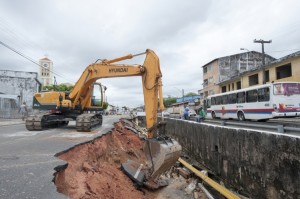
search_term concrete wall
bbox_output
[0,70,40,117]
[164,119,300,199]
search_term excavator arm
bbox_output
[68,49,164,138]
[65,49,181,188]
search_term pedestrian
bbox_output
[19,102,28,121]
[183,105,189,120]
[196,106,206,123]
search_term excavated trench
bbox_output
[53,119,207,199]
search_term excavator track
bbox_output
[26,113,69,131]
[76,113,102,132]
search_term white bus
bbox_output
[206,82,300,121]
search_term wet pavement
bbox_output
[0,116,121,199]
[0,118,25,126]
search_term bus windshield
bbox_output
[273,83,300,95]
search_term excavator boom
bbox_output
[27,49,181,188]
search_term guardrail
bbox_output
[161,115,300,134]
[205,119,300,134]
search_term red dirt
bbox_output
[54,121,159,199]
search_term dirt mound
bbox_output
[54,121,159,199]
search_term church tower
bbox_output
[38,57,53,87]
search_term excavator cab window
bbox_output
[91,83,104,107]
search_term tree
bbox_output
[103,102,109,109]
[42,84,74,91]
[163,97,176,107]
[184,92,197,97]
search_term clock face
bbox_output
[43,63,48,68]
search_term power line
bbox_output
[0,16,42,56]
[0,40,74,84]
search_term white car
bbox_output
[189,110,197,117]
[158,111,170,117]
[162,111,170,116]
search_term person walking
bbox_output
[19,102,28,121]
[197,106,206,123]
[183,105,189,120]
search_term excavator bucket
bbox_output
[121,137,181,189]
[144,137,181,179]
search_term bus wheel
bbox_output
[212,112,216,119]
[237,112,245,121]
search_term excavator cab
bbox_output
[90,83,106,108]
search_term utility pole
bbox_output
[182,89,184,103]
[254,39,272,84]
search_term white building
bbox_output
[0,70,41,118]
[38,57,53,86]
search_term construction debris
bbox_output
[53,119,209,199]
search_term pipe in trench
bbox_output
[178,158,240,199]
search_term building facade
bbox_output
[219,51,300,90]
[201,51,275,98]
[39,57,53,87]
[0,70,41,118]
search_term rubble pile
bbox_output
[54,120,208,199]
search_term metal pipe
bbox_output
[178,158,240,199]
[198,183,215,199]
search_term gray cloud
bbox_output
[1,0,300,107]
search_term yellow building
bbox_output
[219,51,300,91]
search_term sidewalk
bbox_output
[0,118,25,126]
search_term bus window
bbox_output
[206,99,211,108]
[216,96,222,105]
[237,92,245,103]
[211,97,216,105]
[228,93,237,104]
[258,87,270,102]
[274,83,283,95]
[222,95,228,104]
[246,89,258,103]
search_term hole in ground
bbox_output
[52,121,160,199]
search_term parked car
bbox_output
[158,111,170,117]
[189,110,197,117]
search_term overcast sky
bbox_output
[1,0,300,107]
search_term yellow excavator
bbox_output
[27,49,181,189]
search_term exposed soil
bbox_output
[54,119,207,199]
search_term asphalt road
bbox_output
[0,115,122,199]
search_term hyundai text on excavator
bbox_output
[27,49,181,189]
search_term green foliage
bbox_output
[163,97,176,107]
[42,84,74,92]
[103,102,108,109]
[184,92,198,97]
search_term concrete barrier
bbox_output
[164,118,300,199]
